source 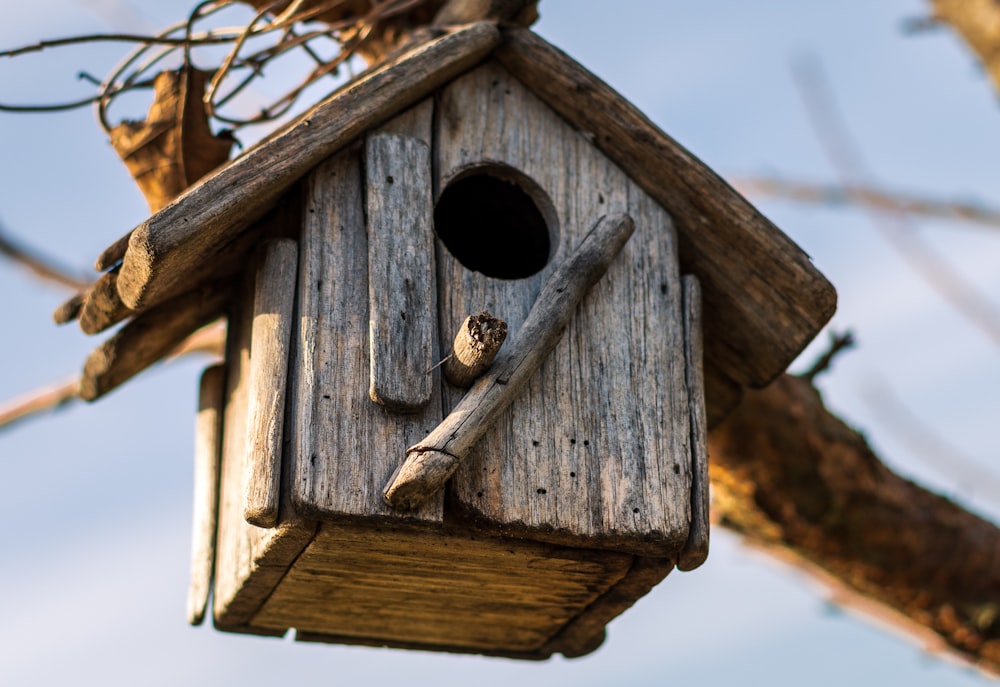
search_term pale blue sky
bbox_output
[1,1,998,685]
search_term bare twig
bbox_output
[799,329,856,383]
[0,30,239,58]
[0,378,80,430]
[0,220,92,290]
[734,176,1000,231]
[791,55,1000,349]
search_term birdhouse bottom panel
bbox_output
[239,522,633,654]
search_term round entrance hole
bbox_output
[434,168,555,280]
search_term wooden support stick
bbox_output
[443,311,508,388]
[77,269,135,334]
[188,364,225,626]
[383,213,635,510]
[677,274,710,571]
[243,239,298,528]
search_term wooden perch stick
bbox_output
[383,213,634,510]
[443,311,508,388]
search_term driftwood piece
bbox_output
[436,62,692,556]
[443,311,508,388]
[677,275,709,572]
[188,364,224,626]
[73,201,278,333]
[289,137,443,523]
[77,269,135,335]
[383,213,634,510]
[710,374,1000,675]
[112,22,500,312]
[365,128,436,412]
[243,239,298,528]
[79,280,230,401]
[495,28,836,388]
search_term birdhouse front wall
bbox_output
[434,62,693,555]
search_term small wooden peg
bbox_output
[444,311,508,388]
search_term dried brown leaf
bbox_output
[110,67,234,212]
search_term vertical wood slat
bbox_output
[290,102,443,524]
[243,239,299,528]
[188,363,225,626]
[365,127,436,412]
[678,275,709,571]
[213,237,315,630]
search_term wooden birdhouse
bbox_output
[65,23,835,659]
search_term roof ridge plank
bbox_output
[111,21,502,312]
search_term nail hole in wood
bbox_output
[435,166,556,280]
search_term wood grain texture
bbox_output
[113,22,500,312]
[188,364,225,626]
[289,141,443,524]
[543,556,674,658]
[437,62,692,557]
[677,275,709,572]
[383,213,635,510]
[250,521,633,654]
[213,266,316,629]
[365,106,436,411]
[243,239,298,528]
[78,280,230,401]
[495,28,836,388]
[443,311,508,388]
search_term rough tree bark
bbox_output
[710,375,1000,673]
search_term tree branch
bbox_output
[710,375,1000,675]
[734,176,1000,231]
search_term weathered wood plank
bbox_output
[213,265,316,629]
[243,239,298,528]
[251,521,632,654]
[495,28,836,388]
[678,275,709,572]
[113,22,500,312]
[289,141,443,524]
[383,213,635,510]
[76,203,278,334]
[365,122,436,411]
[543,556,674,658]
[78,280,230,401]
[188,364,225,626]
[437,62,692,557]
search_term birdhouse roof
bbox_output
[64,21,835,424]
